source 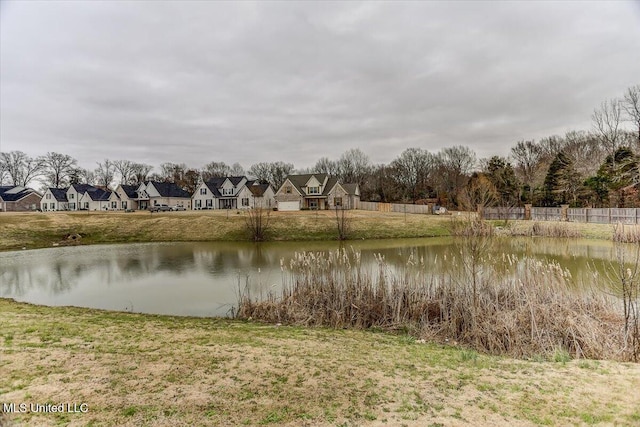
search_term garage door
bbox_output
[278,201,300,211]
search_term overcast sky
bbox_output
[1,1,639,172]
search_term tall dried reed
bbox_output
[238,246,630,361]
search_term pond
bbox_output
[0,237,629,317]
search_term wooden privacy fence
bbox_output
[359,201,433,214]
[482,205,640,224]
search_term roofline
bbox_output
[277,178,303,196]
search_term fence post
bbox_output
[561,205,569,221]
[524,204,532,220]
[477,204,484,219]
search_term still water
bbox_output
[0,238,624,317]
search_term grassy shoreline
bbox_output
[2,298,640,426]
[0,210,626,252]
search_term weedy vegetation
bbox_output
[240,217,637,362]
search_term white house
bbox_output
[41,188,69,211]
[113,184,139,210]
[83,188,112,210]
[192,177,275,210]
[192,176,248,210]
[135,181,191,210]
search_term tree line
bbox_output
[1,84,639,208]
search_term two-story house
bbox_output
[192,177,275,210]
[275,174,359,211]
[41,188,69,211]
[113,184,139,210]
[135,181,191,210]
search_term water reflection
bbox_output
[0,238,627,316]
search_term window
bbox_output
[308,186,320,195]
[45,193,51,200]
[122,201,128,209]
[69,193,74,199]
[69,202,76,210]
[195,200,202,208]
[223,188,233,196]
[50,203,55,209]
[242,198,249,206]
[285,186,292,194]
[206,199,212,207]
[334,197,343,207]
[84,202,89,209]
[200,188,207,195]
[111,201,117,209]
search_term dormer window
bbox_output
[308,186,320,195]
[223,188,233,196]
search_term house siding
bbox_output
[1,192,42,212]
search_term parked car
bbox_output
[149,204,171,212]
[170,205,186,211]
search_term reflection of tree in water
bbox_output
[48,260,77,294]
[0,261,78,296]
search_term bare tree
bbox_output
[459,173,497,213]
[248,161,295,189]
[244,200,270,242]
[337,148,371,186]
[229,162,245,176]
[0,151,44,186]
[202,161,232,180]
[69,167,96,185]
[562,131,604,178]
[433,145,476,208]
[334,205,351,240]
[113,160,136,184]
[0,155,8,185]
[269,161,295,190]
[593,99,623,164]
[94,159,116,188]
[248,162,272,183]
[510,140,546,199]
[182,169,201,194]
[313,157,339,175]
[40,152,77,188]
[623,85,640,147]
[390,147,434,202]
[159,162,188,183]
[130,163,153,185]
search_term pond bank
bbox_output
[1,298,639,426]
[0,210,624,252]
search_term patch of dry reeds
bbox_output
[529,222,583,238]
[613,223,640,243]
[238,247,630,361]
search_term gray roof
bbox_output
[203,176,248,197]
[48,188,69,202]
[118,184,138,198]
[341,183,359,195]
[85,188,111,201]
[247,182,271,197]
[0,186,40,202]
[283,174,340,197]
[147,181,191,198]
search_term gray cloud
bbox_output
[1,0,639,171]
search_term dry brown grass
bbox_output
[0,210,452,251]
[239,247,631,361]
[2,298,640,426]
